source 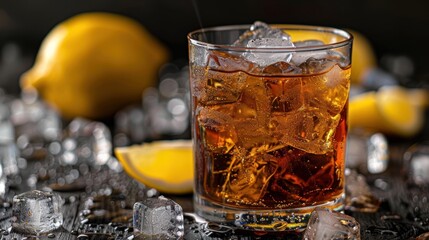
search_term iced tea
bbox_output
[188,24,352,231]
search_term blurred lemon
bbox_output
[348,30,377,85]
[21,12,169,119]
[115,140,193,194]
[349,86,425,137]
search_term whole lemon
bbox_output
[20,12,169,119]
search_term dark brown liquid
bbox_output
[191,51,350,209]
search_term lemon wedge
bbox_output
[349,86,424,137]
[115,140,193,194]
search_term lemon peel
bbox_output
[115,140,193,194]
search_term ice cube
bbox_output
[346,132,389,174]
[10,98,61,144]
[303,207,360,240]
[207,50,256,73]
[197,106,237,154]
[234,21,293,47]
[12,190,64,235]
[193,62,247,106]
[245,38,294,66]
[262,61,300,74]
[345,169,380,212]
[299,57,337,74]
[264,76,303,113]
[234,21,295,67]
[0,104,14,143]
[404,142,429,185]
[65,118,112,166]
[38,110,62,142]
[303,64,350,115]
[0,142,19,177]
[133,196,184,239]
[271,107,340,154]
[115,106,146,144]
[291,40,327,65]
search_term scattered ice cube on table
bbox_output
[303,207,361,240]
[345,169,380,212]
[404,142,429,185]
[133,196,184,239]
[10,97,62,144]
[64,118,113,166]
[0,104,14,143]
[0,142,19,177]
[346,132,389,174]
[12,190,64,235]
[367,133,389,174]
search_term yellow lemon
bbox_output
[115,140,193,194]
[348,30,377,85]
[21,12,169,119]
[349,86,425,137]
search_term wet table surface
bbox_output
[0,141,429,240]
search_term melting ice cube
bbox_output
[10,97,62,144]
[235,21,295,66]
[12,190,64,235]
[346,132,389,174]
[133,196,184,239]
[234,21,293,47]
[291,40,327,65]
[0,104,14,143]
[0,142,19,177]
[245,38,295,66]
[303,207,360,240]
[345,169,381,213]
[404,142,429,185]
[64,118,113,166]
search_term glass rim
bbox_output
[188,24,353,52]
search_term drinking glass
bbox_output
[188,24,352,231]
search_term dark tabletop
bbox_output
[0,137,428,240]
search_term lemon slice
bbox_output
[115,140,193,194]
[349,86,424,137]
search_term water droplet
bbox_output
[374,178,389,191]
[380,214,401,220]
[77,234,89,240]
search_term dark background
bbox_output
[0,0,429,93]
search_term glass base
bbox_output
[194,193,345,232]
